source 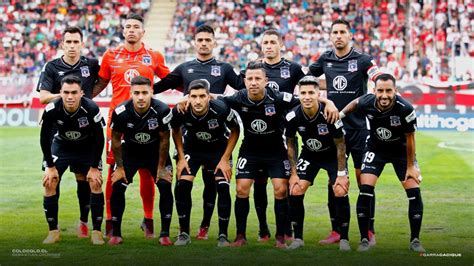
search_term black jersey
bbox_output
[309,48,380,129]
[170,99,238,152]
[37,56,100,99]
[240,58,305,94]
[357,94,417,150]
[40,97,105,168]
[110,98,172,159]
[153,58,244,95]
[285,103,344,156]
[220,88,299,154]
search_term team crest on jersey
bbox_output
[80,66,90,78]
[148,118,158,130]
[390,116,401,127]
[208,119,219,129]
[264,104,276,116]
[280,67,290,79]
[142,55,152,66]
[348,60,358,72]
[317,124,329,135]
[211,65,221,77]
[78,117,89,128]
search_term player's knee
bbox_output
[75,173,86,181]
[291,185,305,196]
[89,180,102,193]
[273,184,287,199]
[236,184,250,198]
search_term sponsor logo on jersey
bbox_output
[93,112,103,123]
[333,75,347,91]
[390,116,401,126]
[306,138,322,151]
[78,117,89,128]
[196,131,212,140]
[135,132,151,143]
[80,66,90,78]
[280,67,290,79]
[267,81,279,91]
[208,119,219,129]
[285,111,296,121]
[211,65,221,77]
[124,69,140,84]
[376,127,392,140]
[65,131,81,140]
[45,102,55,112]
[405,110,416,123]
[265,104,276,116]
[251,119,267,133]
[148,118,158,130]
[142,55,152,65]
[348,60,358,72]
[317,124,329,135]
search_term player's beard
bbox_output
[377,96,395,110]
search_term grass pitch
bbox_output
[0,127,473,265]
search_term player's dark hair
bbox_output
[374,73,396,87]
[245,61,266,76]
[188,79,210,94]
[298,75,319,89]
[63,26,83,41]
[331,19,351,31]
[131,76,151,87]
[126,13,144,24]
[60,75,82,89]
[262,29,282,42]
[195,25,215,37]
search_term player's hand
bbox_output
[289,173,301,196]
[404,165,421,184]
[176,96,190,114]
[333,175,350,195]
[176,158,191,180]
[43,167,59,187]
[215,159,232,182]
[87,167,102,186]
[111,166,127,184]
[323,100,339,124]
[157,167,172,183]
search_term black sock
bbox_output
[274,198,289,237]
[44,195,59,231]
[235,196,249,238]
[357,185,374,240]
[289,195,305,240]
[327,183,338,232]
[370,191,375,233]
[156,179,173,237]
[406,188,423,241]
[90,192,104,231]
[253,181,269,233]
[77,181,91,223]
[200,169,216,228]
[336,195,350,240]
[175,179,193,234]
[216,180,231,236]
[111,181,128,237]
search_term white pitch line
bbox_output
[438,141,474,152]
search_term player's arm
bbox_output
[215,110,240,182]
[333,136,349,195]
[37,63,59,104]
[92,77,110,98]
[286,135,300,196]
[39,111,59,186]
[39,91,60,104]
[404,131,420,184]
[153,64,183,94]
[318,97,339,124]
[157,130,171,182]
[171,126,190,179]
[339,97,360,119]
[93,51,112,98]
[111,130,127,184]
[308,56,325,90]
[88,111,105,185]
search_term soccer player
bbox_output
[92,13,170,238]
[339,73,425,252]
[309,19,381,245]
[37,26,100,238]
[108,76,173,246]
[285,76,350,251]
[219,62,338,248]
[40,75,105,245]
[153,25,243,240]
[170,79,239,247]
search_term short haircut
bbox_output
[63,26,83,41]
[60,75,82,89]
[262,29,282,42]
[195,25,215,37]
[331,19,351,31]
[131,76,151,87]
[188,79,210,94]
[126,13,144,24]
[245,61,266,76]
[298,75,319,89]
[374,73,396,87]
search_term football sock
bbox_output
[406,188,423,241]
[274,198,289,237]
[253,181,269,233]
[105,166,113,220]
[357,184,374,240]
[235,196,249,238]
[44,195,59,231]
[370,191,375,233]
[216,179,231,236]
[336,195,350,240]
[200,169,216,228]
[139,169,155,219]
[288,195,305,240]
[156,179,173,237]
[175,179,193,234]
[77,180,90,223]
[110,180,128,237]
[327,183,338,232]
[90,192,104,231]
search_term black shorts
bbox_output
[122,155,172,183]
[297,152,338,185]
[235,151,290,179]
[344,129,369,169]
[179,151,229,178]
[361,146,419,181]
[43,142,102,178]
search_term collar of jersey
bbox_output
[247,90,267,106]
[333,47,354,61]
[264,58,285,68]
[133,107,151,119]
[62,102,82,117]
[190,107,209,120]
[60,56,82,69]
[195,57,216,65]
[301,103,321,122]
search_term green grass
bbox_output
[0,128,473,265]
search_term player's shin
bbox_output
[327,183,338,233]
[156,179,173,237]
[234,197,250,238]
[110,181,128,237]
[90,192,104,231]
[274,198,289,238]
[336,195,350,240]
[175,179,193,234]
[105,167,113,220]
[77,180,91,223]
[44,194,59,230]
[288,194,305,239]
[253,181,269,234]
[201,169,217,229]
[357,185,374,240]
[216,179,231,236]
[139,169,156,219]
[406,188,423,241]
